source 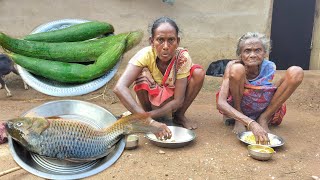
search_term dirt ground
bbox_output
[0,1,320,179]
[0,70,320,180]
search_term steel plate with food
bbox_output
[17,19,121,97]
[237,131,285,148]
[7,100,125,180]
[145,126,196,148]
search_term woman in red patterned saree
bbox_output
[113,17,205,139]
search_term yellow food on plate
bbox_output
[244,134,281,145]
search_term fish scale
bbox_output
[5,113,152,162]
[38,119,118,159]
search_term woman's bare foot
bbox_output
[223,115,235,126]
[173,114,197,130]
[232,121,247,134]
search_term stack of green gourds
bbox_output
[0,21,143,83]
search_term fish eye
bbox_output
[16,122,23,127]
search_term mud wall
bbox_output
[0,0,272,70]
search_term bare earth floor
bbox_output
[0,71,319,180]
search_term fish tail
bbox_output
[106,113,157,135]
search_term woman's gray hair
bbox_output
[236,32,271,56]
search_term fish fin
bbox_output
[113,113,159,134]
[64,158,97,163]
[46,116,62,119]
[46,116,81,123]
[63,146,117,162]
[86,145,116,161]
[42,155,95,163]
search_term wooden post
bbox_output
[310,0,320,69]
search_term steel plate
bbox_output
[237,131,285,148]
[145,126,196,148]
[17,19,121,97]
[7,100,125,180]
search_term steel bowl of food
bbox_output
[247,144,275,161]
[145,126,196,148]
[237,131,285,148]
[17,19,121,97]
[125,134,139,150]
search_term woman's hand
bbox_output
[150,120,172,140]
[249,121,270,145]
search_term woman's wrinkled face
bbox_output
[150,22,180,62]
[239,38,266,67]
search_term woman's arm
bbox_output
[113,64,146,114]
[113,63,172,139]
[217,61,270,144]
[217,61,254,125]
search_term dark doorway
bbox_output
[269,0,316,70]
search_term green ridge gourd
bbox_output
[23,21,115,42]
[0,30,143,62]
[7,38,126,83]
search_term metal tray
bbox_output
[145,126,196,148]
[8,100,125,180]
[237,131,285,148]
[17,19,121,97]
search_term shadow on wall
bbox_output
[205,59,232,77]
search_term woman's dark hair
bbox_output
[149,17,179,38]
